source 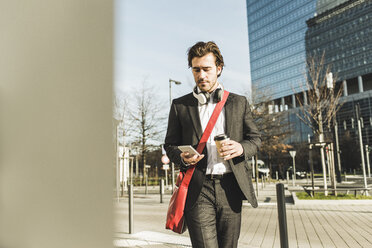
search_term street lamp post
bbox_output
[289,151,296,186]
[356,104,368,195]
[168,79,182,192]
[366,145,371,178]
[169,78,182,106]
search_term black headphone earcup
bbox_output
[214,89,223,103]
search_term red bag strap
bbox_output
[196,90,229,154]
[181,90,230,187]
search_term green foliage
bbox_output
[130,177,162,186]
[296,192,372,200]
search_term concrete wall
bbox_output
[0,1,113,247]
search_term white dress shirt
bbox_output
[198,86,232,175]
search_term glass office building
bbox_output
[246,0,349,104]
[306,0,372,149]
[306,0,372,85]
[246,0,372,146]
[247,0,372,167]
[316,0,349,14]
[246,0,317,102]
[246,0,320,143]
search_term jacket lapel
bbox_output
[224,93,234,137]
[187,97,203,141]
[224,93,236,169]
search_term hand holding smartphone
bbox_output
[178,145,204,166]
[177,145,201,156]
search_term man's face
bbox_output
[191,53,222,93]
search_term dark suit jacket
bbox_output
[164,92,261,210]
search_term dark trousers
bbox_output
[184,173,243,248]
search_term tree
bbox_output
[295,52,344,195]
[247,87,293,178]
[145,148,163,177]
[127,81,167,180]
[114,90,131,146]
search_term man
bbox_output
[164,41,261,248]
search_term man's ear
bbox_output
[217,66,222,77]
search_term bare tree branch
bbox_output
[247,86,294,175]
[295,52,344,138]
[125,80,167,177]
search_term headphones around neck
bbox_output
[192,84,224,105]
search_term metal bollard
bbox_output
[160,179,164,203]
[276,183,289,248]
[145,176,148,195]
[276,171,279,181]
[344,170,347,182]
[286,171,289,185]
[306,173,309,185]
[128,184,134,234]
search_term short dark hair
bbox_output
[187,41,224,76]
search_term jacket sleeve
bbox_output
[163,101,189,172]
[240,97,261,159]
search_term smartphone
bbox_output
[177,145,201,156]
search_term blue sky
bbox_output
[115,0,252,101]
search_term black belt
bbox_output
[205,173,233,180]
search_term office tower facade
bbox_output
[306,0,372,89]
[306,0,372,156]
[247,0,316,104]
[247,0,372,172]
[316,0,348,13]
[246,0,349,104]
[247,0,372,144]
[246,0,319,143]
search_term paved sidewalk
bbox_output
[114,180,372,248]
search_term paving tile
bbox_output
[300,207,324,247]
[292,207,311,248]
[312,205,345,248]
[332,205,372,248]
[115,181,372,248]
[260,207,277,248]
[250,206,272,247]
[240,205,264,244]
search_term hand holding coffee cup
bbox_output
[214,134,230,158]
[214,134,244,160]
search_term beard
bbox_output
[197,79,217,93]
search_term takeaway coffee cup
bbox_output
[214,134,230,158]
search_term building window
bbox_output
[363,73,372,91]
[347,78,359,95]
[295,92,304,106]
[284,95,292,109]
